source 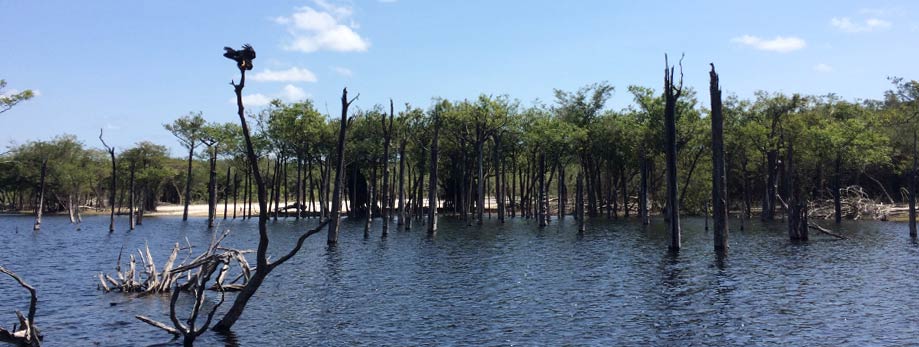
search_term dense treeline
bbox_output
[2,78,917,231]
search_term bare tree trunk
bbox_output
[911,130,917,238]
[225,165,231,219]
[365,162,375,238]
[214,57,332,332]
[664,55,683,251]
[427,112,441,234]
[476,140,485,225]
[207,148,218,228]
[538,153,546,227]
[710,64,728,252]
[557,161,565,219]
[328,88,357,245]
[494,134,505,223]
[233,170,238,219]
[398,140,406,226]
[32,160,46,231]
[639,151,649,225]
[381,100,394,237]
[100,130,116,232]
[130,160,136,230]
[183,145,194,221]
[621,167,629,218]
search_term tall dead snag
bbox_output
[381,100,395,237]
[710,64,729,252]
[32,160,46,231]
[328,88,358,245]
[911,130,917,238]
[213,44,331,332]
[398,135,407,226]
[664,54,683,251]
[428,103,443,234]
[129,160,136,230]
[0,266,41,347]
[200,137,219,229]
[100,129,116,232]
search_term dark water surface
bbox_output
[1,214,918,346]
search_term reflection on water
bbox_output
[0,214,918,346]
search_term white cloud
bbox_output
[831,17,891,32]
[232,86,309,106]
[251,67,318,83]
[732,35,806,53]
[813,63,833,72]
[275,1,369,53]
[332,66,353,77]
[240,93,273,106]
[282,84,309,100]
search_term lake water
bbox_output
[0,214,917,346]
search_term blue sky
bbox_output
[2,0,917,155]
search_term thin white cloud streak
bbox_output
[831,17,891,33]
[251,67,318,83]
[732,35,806,53]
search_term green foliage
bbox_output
[0,79,35,114]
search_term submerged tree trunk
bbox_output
[129,160,136,230]
[639,151,650,225]
[664,55,683,251]
[225,165,231,219]
[33,160,47,231]
[398,140,407,226]
[427,111,441,234]
[328,88,357,245]
[100,129,116,232]
[207,147,218,228]
[183,145,194,221]
[538,153,547,227]
[911,130,917,238]
[786,141,808,241]
[710,64,728,252]
[476,140,485,225]
[214,56,331,332]
[381,101,394,237]
[558,162,566,219]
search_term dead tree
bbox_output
[911,130,917,238]
[381,100,395,237]
[32,160,46,231]
[212,44,331,332]
[0,266,41,347]
[786,141,808,240]
[428,104,442,234]
[136,233,235,346]
[328,88,358,245]
[664,54,683,251]
[100,129,116,232]
[129,160,136,230]
[710,64,729,251]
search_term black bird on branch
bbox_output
[223,44,256,71]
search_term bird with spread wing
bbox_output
[223,44,256,71]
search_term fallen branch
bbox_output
[0,266,41,347]
[808,222,847,240]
